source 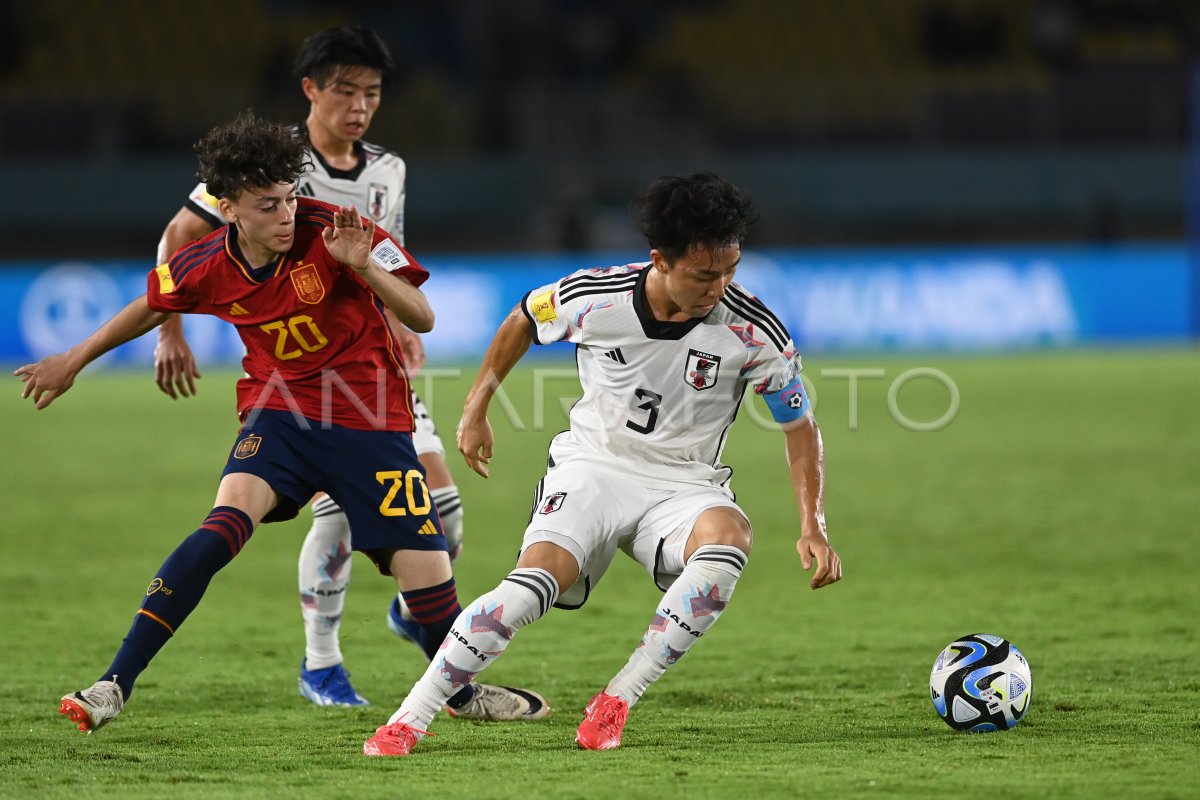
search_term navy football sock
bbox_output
[102,507,253,699]
[400,577,475,707]
[401,577,460,661]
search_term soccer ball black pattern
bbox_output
[929,633,1032,732]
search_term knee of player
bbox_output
[688,509,754,558]
[717,524,753,557]
[516,539,581,595]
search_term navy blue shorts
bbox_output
[221,409,446,567]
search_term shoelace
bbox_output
[386,712,434,740]
[83,680,121,709]
[592,701,625,734]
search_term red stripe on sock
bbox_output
[405,585,457,610]
[402,582,460,625]
[207,510,251,548]
[420,602,462,625]
[407,600,462,625]
[406,599,458,620]
[200,523,240,556]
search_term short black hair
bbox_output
[294,25,393,88]
[633,172,757,263]
[194,111,311,200]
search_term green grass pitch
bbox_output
[2,349,1198,799]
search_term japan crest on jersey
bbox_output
[539,492,567,514]
[368,182,389,220]
[289,262,325,304]
[684,349,721,391]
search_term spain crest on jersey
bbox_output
[684,349,722,391]
[368,182,389,220]
[289,262,325,304]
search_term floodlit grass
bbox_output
[2,348,1198,799]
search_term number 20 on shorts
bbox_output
[375,469,432,517]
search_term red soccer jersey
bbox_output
[146,197,426,431]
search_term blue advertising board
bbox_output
[0,244,1190,367]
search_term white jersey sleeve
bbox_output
[720,283,810,422]
[185,182,223,229]
[389,164,406,243]
[520,265,643,346]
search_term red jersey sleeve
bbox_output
[367,227,428,289]
[145,231,228,314]
[146,261,196,313]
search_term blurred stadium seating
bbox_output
[0,0,1196,254]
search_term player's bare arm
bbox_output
[782,413,842,589]
[14,295,168,410]
[457,306,535,478]
[152,207,214,399]
[323,205,434,332]
[158,206,218,264]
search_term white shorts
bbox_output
[520,461,748,609]
[410,392,445,457]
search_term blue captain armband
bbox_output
[763,376,810,423]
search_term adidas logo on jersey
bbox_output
[602,348,627,364]
[229,303,249,316]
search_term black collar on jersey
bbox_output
[225,224,288,283]
[632,264,707,340]
[306,126,368,181]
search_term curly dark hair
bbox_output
[194,111,311,200]
[633,172,757,263]
[294,25,393,88]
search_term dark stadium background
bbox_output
[1,0,1195,262]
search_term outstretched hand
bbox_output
[797,532,842,590]
[14,353,79,410]
[321,205,375,273]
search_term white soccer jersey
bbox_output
[521,263,804,488]
[185,128,406,243]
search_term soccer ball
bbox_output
[929,633,1032,732]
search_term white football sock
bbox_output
[393,486,464,623]
[390,567,558,728]
[605,544,747,706]
[431,485,464,559]
[299,497,352,670]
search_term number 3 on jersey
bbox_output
[626,388,663,434]
[376,469,432,517]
